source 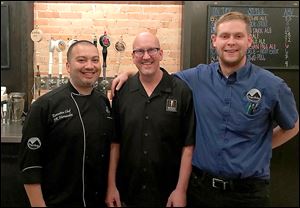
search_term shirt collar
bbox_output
[129,67,172,94]
[67,80,94,95]
[216,60,252,82]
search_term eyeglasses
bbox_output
[133,48,160,57]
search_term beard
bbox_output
[82,78,98,87]
[218,50,246,68]
[70,76,98,89]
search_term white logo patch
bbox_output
[166,99,177,112]
[246,88,262,115]
[27,137,41,150]
[246,88,261,103]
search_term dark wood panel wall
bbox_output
[182,1,299,207]
[1,1,34,112]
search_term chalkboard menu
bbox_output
[1,4,10,69]
[207,5,299,69]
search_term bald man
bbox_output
[105,32,195,207]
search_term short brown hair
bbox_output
[214,11,251,34]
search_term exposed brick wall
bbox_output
[33,1,183,77]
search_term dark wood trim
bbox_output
[0,1,33,111]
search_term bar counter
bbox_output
[1,122,30,206]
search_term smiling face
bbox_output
[212,19,253,70]
[132,32,163,78]
[66,41,100,94]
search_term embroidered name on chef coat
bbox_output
[52,109,73,122]
[166,99,177,112]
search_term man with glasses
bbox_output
[105,32,195,207]
[110,12,299,207]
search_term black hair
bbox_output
[66,40,96,62]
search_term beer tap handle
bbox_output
[93,34,98,47]
[58,52,63,77]
[48,52,53,76]
[99,31,111,80]
[102,48,107,79]
[48,38,55,76]
[36,64,40,77]
[33,65,41,100]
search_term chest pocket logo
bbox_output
[246,89,261,102]
[27,137,41,150]
[246,88,262,115]
[166,99,177,112]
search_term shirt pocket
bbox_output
[160,112,182,143]
[234,101,269,137]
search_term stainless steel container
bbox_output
[9,92,25,123]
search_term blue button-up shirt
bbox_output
[175,61,298,179]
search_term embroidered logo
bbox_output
[246,89,262,115]
[27,137,41,150]
[246,89,261,102]
[166,99,177,112]
[52,109,73,122]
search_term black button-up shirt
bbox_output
[19,82,113,206]
[112,68,195,206]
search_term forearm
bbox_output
[107,143,120,187]
[106,143,121,207]
[120,68,137,77]
[272,118,299,149]
[175,145,194,192]
[110,69,137,98]
[24,184,46,207]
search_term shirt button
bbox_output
[147,100,151,103]
[144,133,148,137]
[145,115,149,120]
[142,185,147,190]
[143,150,148,155]
[101,154,104,158]
[143,168,147,172]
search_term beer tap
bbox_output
[93,34,98,47]
[35,65,41,97]
[47,37,56,90]
[30,25,43,99]
[114,35,126,77]
[55,40,66,86]
[64,38,78,85]
[99,31,111,95]
[67,37,78,48]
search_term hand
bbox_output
[109,72,130,99]
[105,186,121,207]
[166,189,186,207]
